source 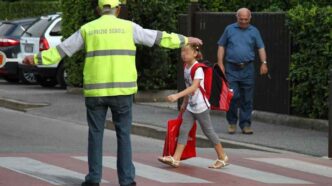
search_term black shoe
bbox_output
[81,181,100,186]
[121,181,136,186]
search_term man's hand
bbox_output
[260,63,268,75]
[188,37,203,46]
[218,63,225,74]
[180,103,187,113]
[167,94,179,102]
[23,55,35,66]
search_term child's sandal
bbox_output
[158,156,180,168]
[209,155,229,169]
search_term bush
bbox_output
[199,0,331,12]
[127,0,189,90]
[286,5,332,119]
[0,1,60,20]
[60,0,98,87]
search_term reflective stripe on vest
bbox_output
[37,53,43,65]
[178,34,186,47]
[86,49,136,58]
[84,81,137,90]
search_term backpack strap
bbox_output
[189,63,202,81]
[190,63,210,109]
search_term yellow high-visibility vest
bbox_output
[80,15,137,97]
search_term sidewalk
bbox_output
[0,82,328,157]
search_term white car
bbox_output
[19,13,65,88]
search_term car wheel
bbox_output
[19,69,36,84]
[36,76,57,87]
[3,75,19,83]
[56,62,67,89]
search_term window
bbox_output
[23,17,54,37]
[0,23,15,36]
[50,21,61,36]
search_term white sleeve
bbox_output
[133,23,159,47]
[194,67,204,80]
[58,31,84,57]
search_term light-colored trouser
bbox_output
[178,109,220,145]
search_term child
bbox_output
[158,44,228,169]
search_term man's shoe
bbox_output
[228,124,236,134]
[121,181,136,186]
[242,127,253,135]
[81,181,100,186]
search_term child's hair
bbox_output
[183,44,203,60]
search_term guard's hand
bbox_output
[188,37,203,46]
[23,55,35,66]
[260,63,268,75]
[167,94,179,102]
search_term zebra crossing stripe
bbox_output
[73,156,211,183]
[0,157,109,185]
[248,158,332,178]
[183,157,312,184]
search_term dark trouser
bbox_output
[225,62,255,129]
[84,95,135,186]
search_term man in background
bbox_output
[217,7,268,135]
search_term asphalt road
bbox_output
[1,106,332,186]
[0,79,329,157]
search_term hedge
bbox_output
[287,5,332,119]
[0,1,60,20]
[60,0,98,87]
[127,0,189,90]
[199,0,331,12]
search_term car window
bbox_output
[50,21,61,36]
[0,23,15,36]
[22,23,32,30]
[9,25,25,36]
[23,18,53,37]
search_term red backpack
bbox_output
[190,60,233,111]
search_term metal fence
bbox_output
[178,11,291,114]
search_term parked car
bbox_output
[19,13,65,88]
[0,18,37,83]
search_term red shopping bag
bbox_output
[162,112,197,160]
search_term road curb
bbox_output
[134,90,177,102]
[105,120,301,155]
[139,102,328,132]
[251,110,328,131]
[0,97,48,111]
[208,110,328,132]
